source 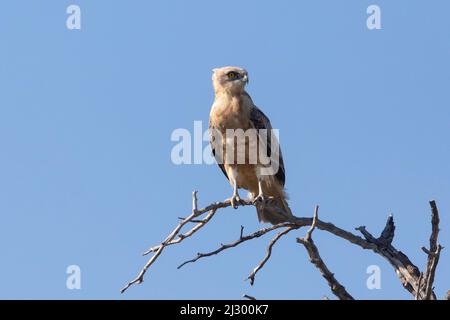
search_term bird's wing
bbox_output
[209,119,229,180]
[249,102,286,186]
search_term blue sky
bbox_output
[0,0,449,299]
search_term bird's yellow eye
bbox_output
[227,72,238,80]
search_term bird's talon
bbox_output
[253,194,266,205]
[229,195,241,209]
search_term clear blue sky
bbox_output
[0,0,449,299]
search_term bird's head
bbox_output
[212,66,249,95]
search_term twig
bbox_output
[177,222,297,269]
[243,294,256,300]
[305,206,319,241]
[247,226,298,285]
[178,217,205,224]
[297,206,354,300]
[192,190,199,214]
[144,197,253,255]
[143,208,217,255]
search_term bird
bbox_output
[209,66,295,225]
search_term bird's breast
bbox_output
[210,97,251,131]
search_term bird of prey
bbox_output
[209,66,294,225]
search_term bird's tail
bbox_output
[254,194,295,225]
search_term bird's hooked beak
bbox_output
[242,74,249,85]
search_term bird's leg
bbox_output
[230,179,241,209]
[227,167,241,209]
[253,178,266,204]
[253,167,267,204]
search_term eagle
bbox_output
[209,66,295,225]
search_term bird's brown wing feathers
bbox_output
[249,104,286,187]
[209,120,229,180]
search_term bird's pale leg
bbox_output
[253,167,266,204]
[230,179,242,209]
[253,178,266,204]
[228,167,241,209]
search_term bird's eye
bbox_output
[227,72,238,80]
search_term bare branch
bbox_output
[120,192,253,293]
[143,208,217,255]
[177,222,297,269]
[379,214,395,246]
[305,205,319,241]
[422,200,442,300]
[192,190,199,214]
[297,206,354,300]
[122,191,443,300]
[178,217,205,223]
[247,226,298,286]
[415,273,423,300]
[424,245,442,300]
[355,215,433,300]
[143,196,254,255]
[304,218,377,250]
[428,200,440,253]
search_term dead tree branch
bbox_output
[121,192,254,293]
[121,192,445,300]
[247,226,298,286]
[297,206,354,300]
[421,200,442,300]
[177,222,298,269]
[354,216,427,299]
[415,273,423,300]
